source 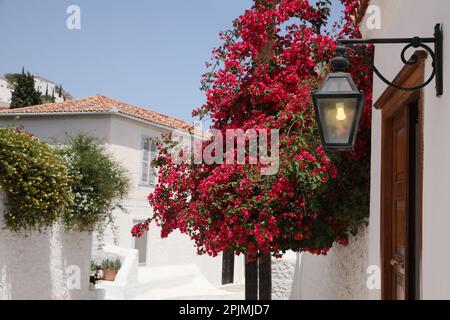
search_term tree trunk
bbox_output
[244,1,276,301]
[245,255,258,300]
[222,250,235,285]
[245,253,272,300]
[258,253,272,300]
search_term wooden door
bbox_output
[381,101,420,300]
[376,50,425,300]
[387,107,409,300]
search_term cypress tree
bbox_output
[10,72,42,108]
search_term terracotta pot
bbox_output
[103,268,117,282]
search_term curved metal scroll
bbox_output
[345,42,436,92]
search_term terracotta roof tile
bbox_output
[0,95,193,131]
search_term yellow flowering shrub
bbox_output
[0,128,73,232]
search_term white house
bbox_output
[0,74,67,108]
[360,0,450,300]
[291,0,450,300]
[0,77,11,107]
[0,95,226,287]
[33,75,65,102]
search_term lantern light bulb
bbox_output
[336,103,346,121]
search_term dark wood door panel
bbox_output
[377,51,424,301]
[383,107,409,300]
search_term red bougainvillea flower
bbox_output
[132,0,372,261]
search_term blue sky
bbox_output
[0,0,343,123]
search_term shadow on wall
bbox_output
[0,191,93,300]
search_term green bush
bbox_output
[0,128,73,232]
[57,134,129,234]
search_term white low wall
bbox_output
[290,227,369,300]
[0,191,93,300]
[92,244,140,300]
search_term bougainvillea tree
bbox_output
[133,0,373,261]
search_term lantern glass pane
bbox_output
[317,97,358,144]
[322,76,353,92]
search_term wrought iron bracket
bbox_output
[336,23,443,96]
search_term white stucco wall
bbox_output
[361,0,450,299]
[0,78,11,104]
[33,77,64,102]
[0,115,110,143]
[290,227,369,300]
[0,191,92,300]
[104,116,222,286]
[272,252,297,300]
[0,114,223,286]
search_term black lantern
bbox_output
[312,24,443,152]
[312,46,364,151]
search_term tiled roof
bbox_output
[0,95,192,131]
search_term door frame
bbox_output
[375,51,426,300]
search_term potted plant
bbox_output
[101,258,122,282]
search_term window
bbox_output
[140,138,157,186]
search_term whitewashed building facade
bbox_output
[0,74,67,108]
[33,75,65,103]
[290,0,450,300]
[0,77,11,107]
[0,95,224,286]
